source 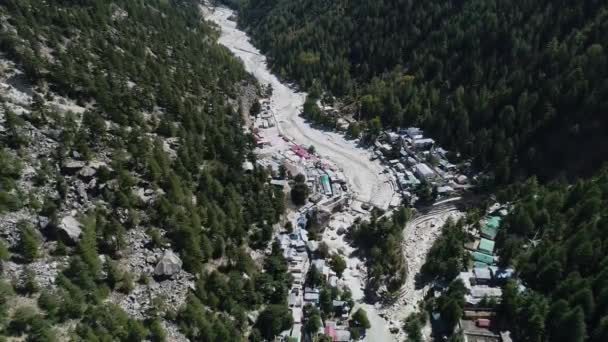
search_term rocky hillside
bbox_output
[0,1,288,340]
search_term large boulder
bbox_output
[78,166,96,179]
[57,216,82,243]
[62,160,86,174]
[154,250,183,277]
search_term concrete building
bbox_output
[406,127,422,139]
[414,163,435,180]
[384,131,400,143]
[412,138,435,150]
[473,267,492,285]
[304,287,320,305]
[437,185,454,196]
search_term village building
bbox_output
[481,216,501,240]
[412,137,435,150]
[437,185,455,196]
[473,267,492,285]
[405,127,423,139]
[414,163,436,181]
[304,287,320,305]
[478,238,496,255]
[459,318,503,342]
[384,131,400,143]
[323,321,351,342]
[472,251,495,266]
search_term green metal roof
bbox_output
[478,238,495,255]
[473,251,494,265]
[480,216,501,240]
[486,216,501,229]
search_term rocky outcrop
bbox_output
[113,229,193,321]
[154,250,183,277]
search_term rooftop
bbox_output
[414,163,434,177]
[478,238,496,255]
[472,252,494,265]
[470,286,503,299]
[473,267,492,280]
[460,319,501,342]
[481,216,501,240]
[413,138,435,145]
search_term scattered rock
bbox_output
[37,216,50,230]
[79,166,96,179]
[62,159,85,173]
[87,178,97,190]
[57,215,82,243]
[76,182,88,202]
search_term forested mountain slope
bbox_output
[0,0,287,340]
[496,172,608,342]
[239,0,608,182]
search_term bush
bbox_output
[0,239,9,261]
[17,222,41,262]
[9,306,37,335]
[330,254,347,277]
[256,304,293,340]
[19,268,39,295]
[148,318,166,342]
[350,308,371,329]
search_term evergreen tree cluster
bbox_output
[349,207,412,293]
[420,218,469,282]
[495,171,608,342]
[239,0,608,182]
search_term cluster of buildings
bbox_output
[256,143,355,341]
[276,213,353,342]
[373,127,472,205]
[256,142,350,209]
[455,209,520,342]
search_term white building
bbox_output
[414,163,435,180]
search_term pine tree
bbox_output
[17,223,40,262]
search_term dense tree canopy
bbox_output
[495,171,608,341]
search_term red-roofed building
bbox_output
[476,318,491,328]
[291,145,311,159]
[324,325,337,341]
